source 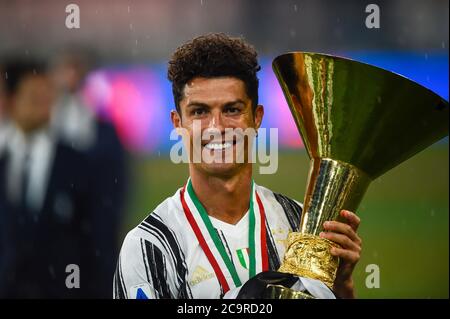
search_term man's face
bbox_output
[52,61,85,93]
[171,76,263,177]
[10,74,55,133]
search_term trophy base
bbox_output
[279,232,340,289]
[235,271,335,299]
[265,284,315,299]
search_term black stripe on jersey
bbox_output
[113,268,121,298]
[273,193,302,231]
[140,217,185,284]
[139,213,193,298]
[114,257,127,299]
[217,229,236,267]
[137,223,181,295]
[138,223,181,282]
[140,238,151,283]
[265,221,281,270]
[144,240,172,298]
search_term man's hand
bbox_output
[319,209,362,299]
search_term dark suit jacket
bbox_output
[0,141,100,298]
[82,120,128,298]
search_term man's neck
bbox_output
[189,166,253,225]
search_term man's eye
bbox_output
[225,107,240,115]
[192,108,207,116]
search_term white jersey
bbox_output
[114,181,303,299]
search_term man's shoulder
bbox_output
[123,188,186,249]
[255,184,303,209]
[255,184,303,231]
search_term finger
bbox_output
[340,210,360,232]
[323,221,361,244]
[320,231,361,252]
[330,247,360,264]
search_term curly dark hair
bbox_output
[168,33,261,115]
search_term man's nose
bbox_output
[207,110,226,133]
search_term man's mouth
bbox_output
[203,139,237,150]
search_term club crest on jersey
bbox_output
[236,247,250,270]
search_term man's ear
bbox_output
[171,109,182,129]
[254,104,264,130]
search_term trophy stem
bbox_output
[279,158,372,289]
[301,158,372,234]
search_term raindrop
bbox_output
[442,42,446,49]
[372,251,378,258]
[136,39,138,46]
[424,53,428,60]
[294,4,298,12]
[430,209,435,217]
[200,0,204,5]
[114,178,118,184]
[290,29,296,38]
[130,23,133,30]
[5,72,8,80]
[128,5,130,13]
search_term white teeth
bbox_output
[204,142,232,150]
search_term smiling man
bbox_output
[114,33,362,299]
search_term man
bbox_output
[114,33,362,299]
[50,48,128,298]
[0,58,99,298]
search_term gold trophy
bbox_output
[269,52,449,298]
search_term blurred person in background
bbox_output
[50,47,98,151]
[0,64,9,146]
[50,47,128,298]
[0,64,8,293]
[0,65,5,118]
[0,58,92,298]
